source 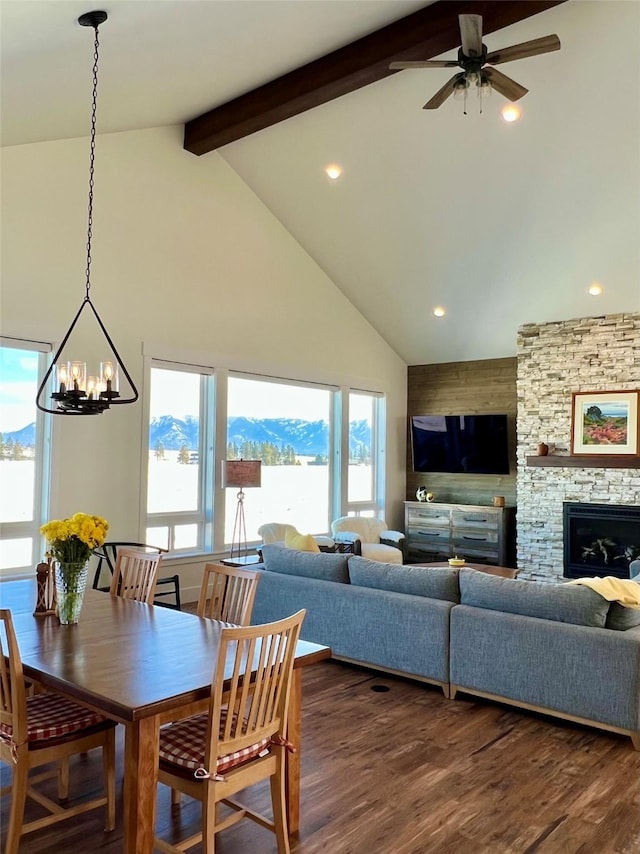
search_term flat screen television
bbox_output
[411,414,510,474]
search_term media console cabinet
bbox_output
[404,501,515,567]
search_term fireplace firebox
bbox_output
[563,502,640,580]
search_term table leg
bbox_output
[285,668,302,834]
[123,715,160,854]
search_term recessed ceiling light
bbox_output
[588,282,604,296]
[325,164,343,180]
[433,306,446,318]
[501,104,522,123]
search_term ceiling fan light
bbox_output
[501,104,522,123]
[453,79,469,101]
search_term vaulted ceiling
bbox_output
[2,0,639,364]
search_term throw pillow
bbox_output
[284,530,320,553]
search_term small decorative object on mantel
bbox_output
[493,495,505,508]
[33,555,56,617]
[416,485,428,502]
[40,512,109,624]
[448,556,465,567]
[426,492,435,502]
[537,442,549,456]
[571,390,639,457]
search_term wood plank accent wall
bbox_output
[407,357,517,508]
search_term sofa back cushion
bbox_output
[459,568,610,628]
[606,602,640,631]
[261,543,350,584]
[348,556,460,603]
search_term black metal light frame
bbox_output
[36,10,138,416]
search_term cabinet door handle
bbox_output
[463,535,488,542]
[463,516,488,523]
[418,530,443,537]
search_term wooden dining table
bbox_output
[0,578,330,853]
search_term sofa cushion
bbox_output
[459,568,610,628]
[261,543,349,583]
[284,530,320,553]
[348,556,460,603]
[606,602,640,631]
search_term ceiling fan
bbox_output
[389,14,560,111]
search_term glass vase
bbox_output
[54,561,89,625]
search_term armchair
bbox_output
[257,522,336,552]
[331,516,406,564]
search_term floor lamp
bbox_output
[222,459,262,559]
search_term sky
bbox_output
[0,347,38,433]
[150,370,373,422]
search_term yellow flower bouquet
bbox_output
[41,513,109,623]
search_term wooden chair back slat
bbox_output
[197,563,260,625]
[110,548,162,604]
[206,611,304,761]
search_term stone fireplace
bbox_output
[516,312,640,582]
[563,501,640,580]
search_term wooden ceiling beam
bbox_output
[184,0,567,155]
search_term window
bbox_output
[145,363,213,553]
[226,375,334,542]
[0,338,51,573]
[142,360,385,557]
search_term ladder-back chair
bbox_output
[0,609,116,853]
[197,563,261,625]
[154,609,306,854]
[109,548,162,604]
[93,541,181,609]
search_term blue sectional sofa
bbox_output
[251,545,640,748]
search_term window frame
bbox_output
[141,359,386,559]
[0,336,52,576]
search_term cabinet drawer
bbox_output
[408,527,451,545]
[408,543,449,561]
[451,509,499,531]
[406,507,450,526]
[452,528,499,550]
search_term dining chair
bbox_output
[0,609,116,853]
[109,547,163,604]
[93,541,181,609]
[197,562,261,625]
[154,609,306,854]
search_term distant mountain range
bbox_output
[2,416,371,457]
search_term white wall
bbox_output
[1,126,407,597]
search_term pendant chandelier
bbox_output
[36,10,138,416]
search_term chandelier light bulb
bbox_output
[433,306,446,318]
[588,282,604,296]
[325,164,343,180]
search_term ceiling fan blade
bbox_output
[485,34,561,65]
[389,60,458,69]
[422,74,459,110]
[459,14,483,57]
[484,67,528,101]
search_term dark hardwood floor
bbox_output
[2,661,639,853]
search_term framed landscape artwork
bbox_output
[571,390,639,456]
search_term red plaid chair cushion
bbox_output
[159,711,270,773]
[0,692,107,743]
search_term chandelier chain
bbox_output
[85,24,101,298]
